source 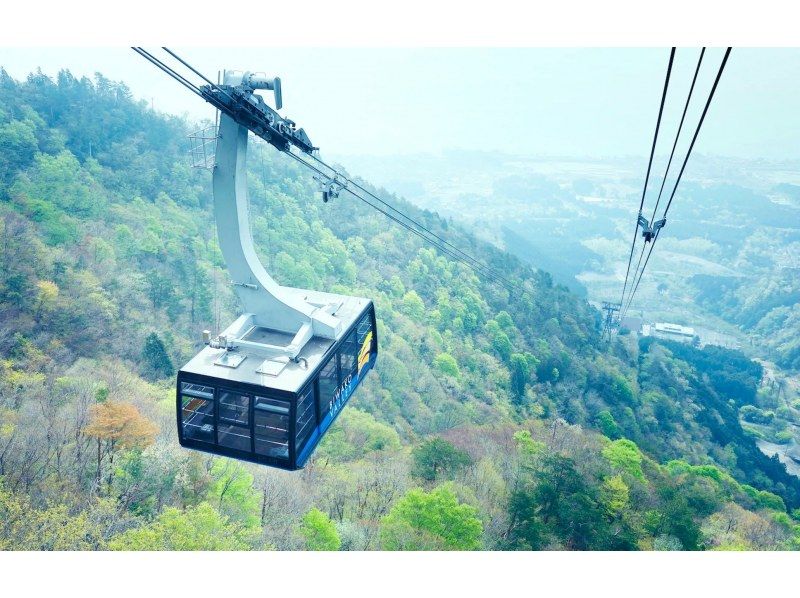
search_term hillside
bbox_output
[691,266,800,370]
[1,68,799,550]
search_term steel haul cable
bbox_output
[133,47,524,295]
[621,47,732,321]
[160,47,520,291]
[300,151,516,289]
[661,48,732,220]
[132,48,205,98]
[619,48,676,313]
[623,48,706,322]
[306,152,495,277]
[283,150,523,293]
[648,48,706,226]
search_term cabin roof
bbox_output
[179,287,371,394]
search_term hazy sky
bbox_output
[2,47,799,160]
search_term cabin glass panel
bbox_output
[356,312,375,372]
[295,385,316,453]
[254,396,290,460]
[318,355,338,420]
[181,382,215,443]
[339,330,358,381]
[357,313,372,345]
[217,391,251,452]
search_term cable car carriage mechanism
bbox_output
[177,70,378,470]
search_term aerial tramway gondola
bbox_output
[134,47,521,469]
[172,69,378,470]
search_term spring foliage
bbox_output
[1,69,799,551]
[300,508,341,551]
[380,486,483,550]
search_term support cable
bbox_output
[649,48,706,225]
[619,48,676,312]
[315,158,520,291]
[161,47,239,107]
[622,230,658,318]
[132,48,205,98]
[137,47,526,294]
[661,48,732,220]
[307,151,497,278]
[622,46,732,319]
[284,151,522,293]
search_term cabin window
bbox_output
[318,354,338,421]
[219,390,250,425]
[217,391,251,452]
[357,312,372,345]
[339,330,358,380]
[181,382,215,443]
[295,385,316,452]
[254,397,289,460]
[356,312,375,374]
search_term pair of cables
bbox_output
[618,47,731,321]
[133,47,524,295]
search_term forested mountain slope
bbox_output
[1,69,799,550]
[692,265,800,371]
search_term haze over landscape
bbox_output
[4,47,800,159]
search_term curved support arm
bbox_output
[212,112,341,341]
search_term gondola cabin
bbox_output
[173,70,379,470]
[177,293,377,470]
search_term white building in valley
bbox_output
[642,322,697,343]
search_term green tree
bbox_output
[145,271,175,309]
[0,482,110,550]
[648,484,703,550]
[600,475,630,517]
[508,453,613,550]
[108,503,256,550]
[509,353,532,401]
[412,437,472,481]
[380,485,483,550]
[207,459,261,528]
[388,275,405,297]
[300,508,341,551]
[514,430,546,458]
[401,290,426,320]
[141,332,174,379]
[191,262,213,323]
[34,279,59,320]
[506,484,547,549]
[0,118,38,183]
[316,408,401,461]
[434,353,460,378]
[495,311,515,331]
[602,438,644,480]
[486,320,513,362]
[458,292,485,332]
[595,410,621,439]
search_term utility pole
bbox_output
[601,301,621,342]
